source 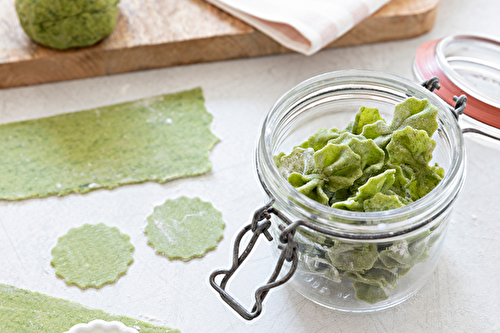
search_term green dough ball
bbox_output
[145,196,225,261]
[51,223,134,289]
[15,0,120,50]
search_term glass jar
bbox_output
[255,70,466,312]
[210,69,469,319]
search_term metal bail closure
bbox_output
[421,77,500,142]
[456,95,500,142]
[209,199,300,320]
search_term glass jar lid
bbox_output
[414,34,500,134]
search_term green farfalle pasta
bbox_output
[378,240,413,269]
[274,97,446,305]
[345,268,398,290]
[387,126,443,200]
[363,192,405,212]
[353,281,393,304]
[276,147,315,179]
[390,97,439,137]
[351,106,385,135]
[360,97,439,149]
[313,143,363,192]
[325,241,379,272]
[288,173,329,205]
[277,143,363,205]
[275,97,443,211]
[328,132,385,185]
[331,169,399,211]
[298,127,341,150]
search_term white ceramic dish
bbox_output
[65,320,139,333]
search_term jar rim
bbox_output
[256,69,466,237]
[413,34,500,131]
[436,34,500,109]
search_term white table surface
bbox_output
[1,0,500,332]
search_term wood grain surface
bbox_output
[0,0,439,88]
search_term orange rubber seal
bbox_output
[415,39,500,129]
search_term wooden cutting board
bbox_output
[0,0,438,89]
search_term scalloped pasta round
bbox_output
[145,196,225,261]
[51,223,134,289]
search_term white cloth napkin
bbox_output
[205,0,391,55]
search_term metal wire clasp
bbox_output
[209,199,300,320]
[420,76,468,121]
[421,77,500,142]
[421,76,441,92]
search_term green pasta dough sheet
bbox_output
[51,223,134,289]
[0,88,219,200]
[0,284,180,333]
[145,196,225,260]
